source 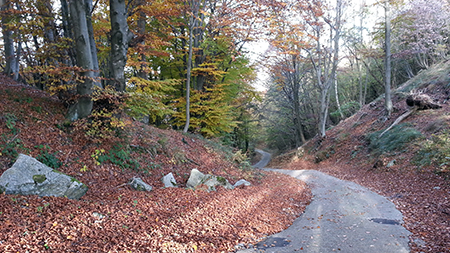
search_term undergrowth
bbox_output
[0,113,27,160]
[414,130,450,178]
[366,123,423,155]
[92,145,140,171]
[35,145,62,169]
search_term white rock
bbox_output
[162,172,177,187]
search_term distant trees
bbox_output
[392,0,450,71]
[3,0,448,150]
[259,0,450,151]
[260,0,346,148]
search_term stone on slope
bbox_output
[0,154,88,200]
[186,168,234,191]
[162,172,177,187]
[233,179,251,188]
[186,169,205,189]
[128,177,153,191]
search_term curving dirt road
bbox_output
[238,150,411,253]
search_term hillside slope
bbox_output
[0,75,311,252]
[270,61,450,253]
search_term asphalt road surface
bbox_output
[237,149,411,253]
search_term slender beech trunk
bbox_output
[357,4,364,106]
[136,0,147,80]
[334,73,344,119]
[183,3,198,133]
[292,56,306,145]
[384,0,393,117]
[331,0,342,121]
[315,0,342,137]
[193,7,205,91]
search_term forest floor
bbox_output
[269,66,450,253]
[0,75,312,252]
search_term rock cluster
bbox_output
[0,155,251,199]
[131,168,251,192]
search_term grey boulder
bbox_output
[0,154,88,200]
[233,179,251,188]
[186,168,234,191]
[162,172,177,187]
[128,177,152,191]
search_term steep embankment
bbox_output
[0,74,311,252]
[270,61,450,253]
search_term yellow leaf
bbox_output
[193,244,197,250]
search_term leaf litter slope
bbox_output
[270,61,450,253]
[0,74,311,252]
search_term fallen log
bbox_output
[406,94,441,110]
[379,109,415,137]
[380,93,441,137]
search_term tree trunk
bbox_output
[384,0,393,117]
[1,0,18,80]
[331,0,342,120]
[67,0,97,120]
[60,0,76,67]
[37,0,56,44]
[109,0,132,91]
[136,0,147,80]
[318,86,329,137]
[85,0,101,88]
[316,0,342,137]
[334,73,344,119]
[193,9,205,91]
[183,1,198,133]
[292,56,306,145]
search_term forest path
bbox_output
[237,150,411,253]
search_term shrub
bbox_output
[73,87,131,143]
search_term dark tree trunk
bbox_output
[67,0,97,120]
[109,0,132,91]
[85,0,101,88]
[292,57,306,145]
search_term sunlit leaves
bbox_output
[172,84,239,137]
[126,78,179,123]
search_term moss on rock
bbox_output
[33,174,47,184]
